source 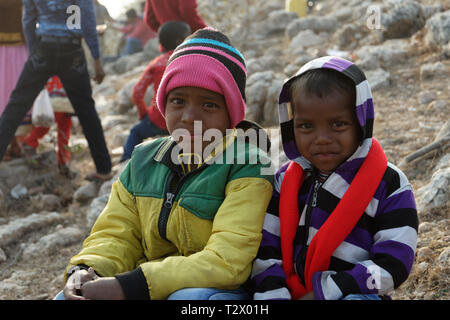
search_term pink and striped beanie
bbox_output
[156,27,247,129]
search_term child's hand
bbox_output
[63,267,97,300]
[80,271,126,300]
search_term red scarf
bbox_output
[279,138,387,299]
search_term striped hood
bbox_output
[278,56,374,174]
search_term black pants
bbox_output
[0,41,111,174]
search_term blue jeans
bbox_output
[54,291,65,300]
[121,115,168,161]
[168,288,249,300]
[54,288,249,300]
[342,294,381,300]
[120,38,143,57]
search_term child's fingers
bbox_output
[87,267,99,280]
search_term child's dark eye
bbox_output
[169,97,184,105]
[332,121,348,128]
[203,102,220,110]
[296,123,312,130]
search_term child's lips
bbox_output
[180,133,203,141]
[313,152,338,160]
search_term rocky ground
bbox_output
[0,0,449,300]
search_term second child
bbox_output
[251,56,418,300]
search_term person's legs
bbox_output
[120,38,143,57]
[55,112,72,165]
[167,287,249,300]
[0,54,51,161]
[57,47,111,175]
[121,116,168,162]
[24,126,50,149]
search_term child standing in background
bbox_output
[23,76,74,177]
[120,21,191,162]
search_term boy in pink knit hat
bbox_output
[58,28,273,301]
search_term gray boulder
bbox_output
[424,11,450,49]
[381,0,425,40]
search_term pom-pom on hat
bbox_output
[156,27,247,129]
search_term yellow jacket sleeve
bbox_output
[140,177,273,299]
[65,180,145,279]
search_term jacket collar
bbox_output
[154,129,238,175]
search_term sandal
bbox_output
[85,171,114,182]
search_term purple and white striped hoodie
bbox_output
[251,56,418,300]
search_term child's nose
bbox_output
[180,104,199,123]
[314,127,333,144]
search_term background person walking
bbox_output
[0,0,112,180]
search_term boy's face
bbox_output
[165,86,231,154]
[292,89,360,174]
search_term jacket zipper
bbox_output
[157,164,207,241]
[298,177,322,281]
[158,172,177,241]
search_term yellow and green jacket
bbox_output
[66,132,273,299]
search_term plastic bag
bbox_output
[31,89,54,127]
[51,96,75,114]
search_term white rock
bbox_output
[0,247,6,263]
[101,115,130,132]
[286,16,338,39]
[289,30,326,52]
[420,62,447,80]
[0,282,26,296]
[418,222,435,233]
[416,247,433,262]
[365,68,390,90]
[438,247,450,267]
[354,40,410,68]
[418,91,437,105]
[380,0,425,40]
[417,168,450,213]
[23,227,84,257]
[425,11,450,49]
[264,10,299,34]
[10,184,28,199]
[31,194,62,212]
[415,261,429,273]
[0,212,61,247]
[427,100,447,111]
[73,182,99,202]
[87,194,110,228]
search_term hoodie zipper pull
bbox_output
[311,180,321,207]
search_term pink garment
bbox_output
[157,54,246,129]
[0,44,28,116]
[122,18,157,47]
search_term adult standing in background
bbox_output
[0,0,113,181]
[144,0,207,33]
[94,0,114,26]
[0,0,31,160]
